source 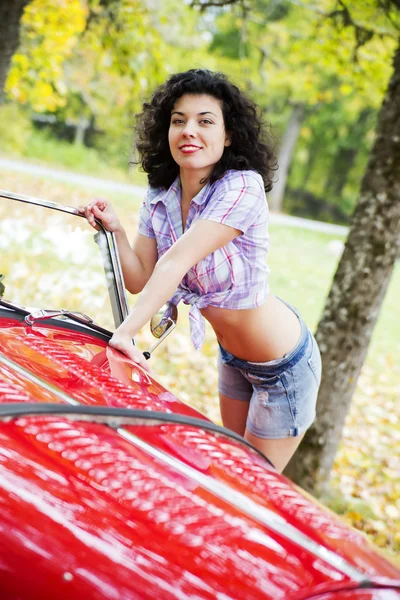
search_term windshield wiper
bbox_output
[0,300,112,338]
[25,308,113,338]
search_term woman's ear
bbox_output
[224,133,232,147]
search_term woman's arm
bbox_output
[79,199,158,294]
[109,218,240,365]
[115,229,158,294]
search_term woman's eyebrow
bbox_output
[171,111,218,117]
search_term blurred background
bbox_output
[0,0,399,558]
[1,0,395,223]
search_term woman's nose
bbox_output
[182,121,196,137]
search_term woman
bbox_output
[80,69,321,472]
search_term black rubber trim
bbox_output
[0,299,30,316]
[0,402,275,468]
[47,312,112,338]
[303,582,400,598]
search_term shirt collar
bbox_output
[148,178,179,206]
[191,180,212,206]
[149,176,211,206]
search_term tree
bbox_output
[268,103,306,212]
[193,0,400,495]
[3,0,213,156]
[5,0,87,112]
[202,0,393,213]
[0,0,32,102]
[285,3,400,495]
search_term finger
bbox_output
[128,350,147,367]
[79,205,91,216]
[91,198,108,210]
[85,209,98,229]
[108,344,153,376]
[87,201,99,213]
[133,357,152,373]
[134,354,151,368]
[95,201,109,213]
[86,209,96,225]
[120,346,150,372]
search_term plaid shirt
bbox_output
[138,169,269,350]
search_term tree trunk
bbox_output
[284,38,400,496]
[74,117,90,145]
[301,138,320,188]
[269,104,306,212]
[0,0,31,102]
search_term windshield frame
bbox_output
[0,189,129,329]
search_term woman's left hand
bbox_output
[109,331,151,372]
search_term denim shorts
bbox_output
[218,303,322,439]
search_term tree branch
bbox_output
[190,0,245,10]
[326,0,396,60]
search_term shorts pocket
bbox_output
[243,371,280,387]
[245,371,297,436]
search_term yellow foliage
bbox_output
[6,0,86,111]
[5,0,172,120]
[339,84,353,96]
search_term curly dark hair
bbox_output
[134,69,276,192]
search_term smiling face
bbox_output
[168,94,231,180]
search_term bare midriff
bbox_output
[200,294,302,362]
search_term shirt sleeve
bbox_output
[137,189,156,239]
[200,172,266,234]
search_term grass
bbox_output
[268,225,400,361]
[1,166,399,557]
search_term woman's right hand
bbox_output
[78,198,122,233]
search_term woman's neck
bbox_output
[179,168,209,204]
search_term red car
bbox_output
[0,190,399,599]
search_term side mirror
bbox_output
[0,274,5,298]
[143,303,178,360]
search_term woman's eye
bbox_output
[172,119,184,124]
[200,119,213,125]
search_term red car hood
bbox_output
[0,315,399,600]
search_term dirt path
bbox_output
[0,156,349,236]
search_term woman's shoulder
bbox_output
[145,175,180,206]
[144,184,171,206]
[214,169,264,193]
